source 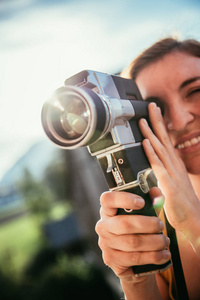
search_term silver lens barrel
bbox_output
[41,86,108,149]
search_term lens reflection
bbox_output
[53,94,90,140]
[61,111,88,135]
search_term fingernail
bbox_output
[150,102,157,109]
[151,102,162,114]
[141,118,148,126]
[135,197,145,207]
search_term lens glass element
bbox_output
[52,93,90,140]
[60,97,89,138]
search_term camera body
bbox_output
[66,70,155,193]
[41,70,171,276]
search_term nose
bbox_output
[164,102,195,132]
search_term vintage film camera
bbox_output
[41,70,171,277]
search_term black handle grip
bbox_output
[117,186,172,277]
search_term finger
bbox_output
[149,186,162,199]
[139,117,170,164]
[99,232,170,252]
[143,103,181,165]
[97,214,164,235]
[139,118,172,163]
[149,187,165,215]
[102,248,171,269]
[142,138,172,182]
[141,105,187,173]
[100,191,145,217]
[148,102,173,149]
[148,103,178,159]
[139,116,179,176]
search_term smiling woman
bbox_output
[134,49,200,175]
[95,37,200,300]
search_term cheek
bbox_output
[183,155,200,175]
[162,112,170,129]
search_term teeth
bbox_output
[177,135,200,149]
[191,137,199,145]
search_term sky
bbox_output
[0,0,200,181]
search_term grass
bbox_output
[0,202,119,300]
[0,201,69,279]
[0,214,43,279]
[49,201,71,220]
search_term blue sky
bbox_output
[0,0,200,180]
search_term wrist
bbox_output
[180,203,200,254]
[120,275,162,300]
[174,198,200,233]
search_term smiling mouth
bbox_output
[176,135,200,150]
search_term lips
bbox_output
[176,134,200,150]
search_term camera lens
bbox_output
[55,95,90,140]
[61,111,88,137]
[41,86,107,149]
[47,90,91,142]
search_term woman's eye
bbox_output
[187,88,200,101]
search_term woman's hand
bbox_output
[95,190,171,283]
[139,102,200,232]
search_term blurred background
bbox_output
[0,0,199,299]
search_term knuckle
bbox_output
[102,251,113,267]
[152,250,170,264]
[95,219,104,236]
[129,235,142,249]
[100,191,116,207]
[98,237,106,250]
[131,251,142,266]
[99,206,103,217]
[120,217,131,232]
[155,235,166,250]
[152,252,164,264]
[162,135,169,146]
[164,235,170,248]
[100,192,110,207]
[152,217,162,233]
[159,145,168,157]
[160,235,166,247]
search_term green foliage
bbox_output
[0,270,21,300]
[43,150,71,201]
[21,249,118,300]
[0,150,119,300]
[17,150,72,222]
[1,150,72,280]
[0,215,44,280]
[18,169,54,221]
[0,219,118,300]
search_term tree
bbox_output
[18,169,53,221]
[43,149,71,202]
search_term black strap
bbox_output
[164,211,189,300]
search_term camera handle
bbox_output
[117,185,172,277]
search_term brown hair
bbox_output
[121,37,200,79]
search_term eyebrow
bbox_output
[179,76,200,90]
[144,76,200,106]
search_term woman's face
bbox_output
[135,51,200,174]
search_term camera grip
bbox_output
[117,186,171,277]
